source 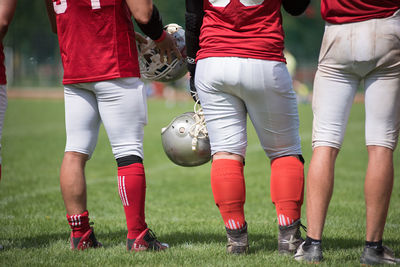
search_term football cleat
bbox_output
[294,241,323,263]
[70,227,102,250]
[278,219,304,254]
[137,23,187,82]
[127,228,168,252]
[360,245,400,265]
[226,223,249,254]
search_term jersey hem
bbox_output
[62,72,141,85]
[323,8,399,24]
[196,54,286,64]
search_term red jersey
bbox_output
[0,44,6,85]
[197,0,285,63]
[53,0,140,84]
[321,0,400,24]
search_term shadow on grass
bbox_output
[2,232,68,250]
[9,230,399,254]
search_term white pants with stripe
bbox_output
[195,57,302,159]
[64,77,147,159]
[312,9,400,150]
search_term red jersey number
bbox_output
[209,0,264,7]
[53,0,101,14]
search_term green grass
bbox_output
[0,98,399,266]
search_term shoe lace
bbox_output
[147,229,159,242]
[300,223,307,232]
[188,98,208,151]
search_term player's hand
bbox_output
[155,31,182,64]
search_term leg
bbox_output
[306,146,338,240]
[240,60,304,253]
[95,78,166,251]
[306,61,360,239]
[271,156,305,254]
[60,151,89,214]
[63,84,101,213]
[296,52,360,262]
[63,84,101,249]
[365,146,393,242]
[96,78,147,237]
[363,61,400,243]
[196,57,249,254]
[211,153,248,254]
[360,11,400,265]
[211,152,245,229]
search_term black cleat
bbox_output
[226,222,249,254]
[127,228,168,252]
[278,219,305,254]
[360,245,400,265]
[70,227,102,250]
[294,241,323,263]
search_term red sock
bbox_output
[270,156,304,226]
[67,210,91,238]
[118,163,147,239]
[211,159,246,230]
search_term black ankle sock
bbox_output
[305,236,321,246]
[365,240,383,249]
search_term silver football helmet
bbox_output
[161,102,211,167]
[137,23,187,82]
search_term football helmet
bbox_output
[161,103,211,167]
[137,23,187,82]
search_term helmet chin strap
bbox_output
[189,98,208,151]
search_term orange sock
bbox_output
[211,159,246,230]
[270,156,304,226]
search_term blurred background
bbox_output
[4,0,325,100]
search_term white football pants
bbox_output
[312,9,400,150]
[0,84,6,164]
[195,57,302,159]
[64,77,147,159]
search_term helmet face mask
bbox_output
[137,23,187,82]
[161,111,211,167]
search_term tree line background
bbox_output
[4,0,324,89]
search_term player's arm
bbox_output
[126,0,181,63]
[282,0,310,16]
[185,0,204,101]
[0,0,17,43]
[44,0,57,34]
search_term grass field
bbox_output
[0,97,399,266]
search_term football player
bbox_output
[45,0,180,251]
[185,0,310,254]
[0,0,17,181]
[294,1,400,264]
